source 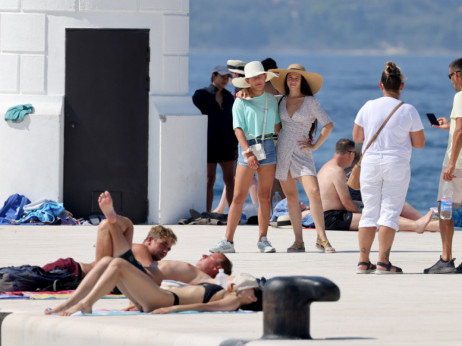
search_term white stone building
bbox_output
[0,0,206,224]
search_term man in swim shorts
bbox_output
[318,139,436,233]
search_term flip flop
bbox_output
[357,261,377,274]
[376,261,403,275]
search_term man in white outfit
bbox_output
[424,58,462,274]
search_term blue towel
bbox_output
[5,104,34,122]
[18,201,64,224]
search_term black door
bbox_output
[64,29,149,223]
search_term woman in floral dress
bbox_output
[270,64,334,252]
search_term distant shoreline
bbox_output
[190,48,462,56]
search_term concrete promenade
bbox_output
[1,224,462,345]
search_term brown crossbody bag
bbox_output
[347,101,404,190]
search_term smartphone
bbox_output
[426,113,440,126]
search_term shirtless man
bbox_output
[80,191,232,286]
[46,191,233,315]
[318,139,437,233]
[78,217,177,277]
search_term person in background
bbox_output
[227,59,246,97]
[424,58,462,274]
[353,61,425,274]
[193,66,237,212]
[269,64,334,253]
[209,61,280,253]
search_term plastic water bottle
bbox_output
[440,180,453,220]
[272,191,282,210]
[216,268,227,290]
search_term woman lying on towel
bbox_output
[45,192,262,316]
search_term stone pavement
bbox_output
[1,224,462,345]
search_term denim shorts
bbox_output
[237,138,277,167]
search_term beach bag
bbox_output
[0,265,80,292]
[347,101,404,190]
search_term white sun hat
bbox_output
[232,61,278,89]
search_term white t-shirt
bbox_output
[354,96,423,162]
[443,91,462,169]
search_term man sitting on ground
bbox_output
[318,138,437,233]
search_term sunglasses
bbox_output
[448,71,461,80]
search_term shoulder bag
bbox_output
[347,101,404,190]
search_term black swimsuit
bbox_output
[198,282,224,303]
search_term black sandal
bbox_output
[357,261,377,274]
[376,261,403,275]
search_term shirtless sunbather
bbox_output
[46,191,236,316]
[318,139,439,233]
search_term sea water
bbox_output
[189,51,458,214]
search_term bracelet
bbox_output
[243,147,253,156]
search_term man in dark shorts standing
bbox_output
[318,139,435,232]
[318,139,360,230]
[193,65,237,212]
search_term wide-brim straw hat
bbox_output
[269,63,323,95]
[232,61,278,89]
[232,273,261,292]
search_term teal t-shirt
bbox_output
[232,92,280,140]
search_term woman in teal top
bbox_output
[210,61,281,254]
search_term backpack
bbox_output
[0,194,30,224]
[0,265,81,292]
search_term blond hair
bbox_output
[144,225,177,245]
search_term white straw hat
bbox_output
[232,273,260,292]
[227,59,246,75]
[232,61,278,89]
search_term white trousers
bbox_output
[359,154,410,231]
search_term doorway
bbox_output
[64,29,150,223]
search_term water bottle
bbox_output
[440,180,453,220]
[216,268,227,290]
[272,191,282,210]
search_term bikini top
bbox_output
[198,282,224,303]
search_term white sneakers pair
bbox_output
[209,236,276,253]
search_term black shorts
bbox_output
[324,210,353,231]
[207,145,236,163]
[119,249,146,274]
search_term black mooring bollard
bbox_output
[262,276,340,340]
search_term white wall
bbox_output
[0,0,205,224]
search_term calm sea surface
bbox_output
[189,51,460,214]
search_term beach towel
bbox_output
[66,309,255,316]
[4,104,34,122]
[0,193,30,224]
[270,198,315,228]
[17,201,64,224]
[0,291,124,300]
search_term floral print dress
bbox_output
[275,95,332,181]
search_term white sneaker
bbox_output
[257,236,276,253]
[209,238,235,253]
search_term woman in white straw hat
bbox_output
[269,64,335,253]
[209,61,281,254]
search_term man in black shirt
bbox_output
[193,66,237,212]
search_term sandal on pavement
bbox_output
[357,261,377,274]
[376,261,403,275]
[316,238,336,253]
[287,241,305,253]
